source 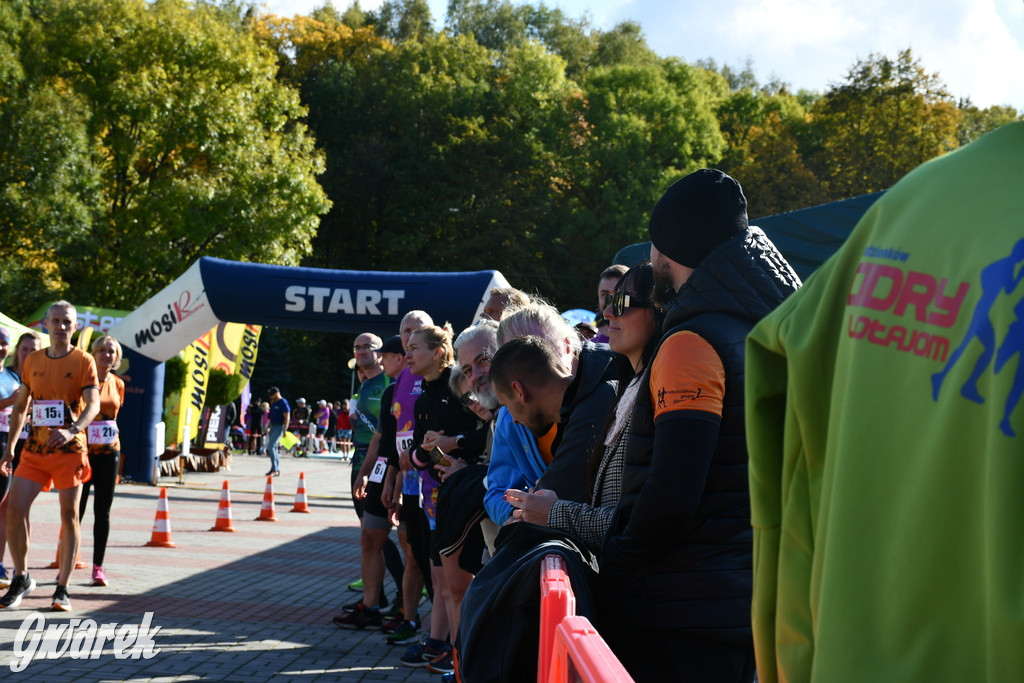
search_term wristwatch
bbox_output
[455,434,464,448]
[68,423,80,434]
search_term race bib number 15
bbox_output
[32,400,64,427]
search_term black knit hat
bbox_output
[379,335,405,355]
[648,169,748,268]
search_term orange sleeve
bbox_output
[649,330,725,420]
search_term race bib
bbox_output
[396,430,414,459]
[87,420,119,445]
[369,456,388,484]
[0,407,10,433]
[32,400,64,427]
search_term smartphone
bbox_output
[430,447,452,467]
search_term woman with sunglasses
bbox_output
[504,262,666,552]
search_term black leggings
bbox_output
[79,450,120,567]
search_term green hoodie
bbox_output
[746,122,1024,682]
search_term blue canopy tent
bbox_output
[613,191,886,281]
[108,257,509,483]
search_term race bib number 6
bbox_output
[32,400,64,427]
[87,420,119,445]
[369,456,388,484]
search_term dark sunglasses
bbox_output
[460,392,479,407]
[609,291,650,317]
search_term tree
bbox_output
[0,0,330,315]
[809,49,960,200]
[956,100,1021,146]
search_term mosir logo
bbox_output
[11,612,162,672]
[134,289,206,347]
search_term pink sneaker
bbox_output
[91,565,108,587]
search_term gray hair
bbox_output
[497,302,582,357]
[454,319,498,357]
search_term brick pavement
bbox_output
[0,452,441,681]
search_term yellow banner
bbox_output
[235,324,261,380]
[176,328,214,446]
[210,322,248,375]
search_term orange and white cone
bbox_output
[290,471,311,513]
[255,476,278,522]
[145,487,177,548]
[48,525,89,568]
[210,480,237,532]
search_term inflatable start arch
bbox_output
[109,257,509,483]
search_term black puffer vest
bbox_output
[602,227,800,638]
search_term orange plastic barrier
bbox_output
[538,555,575,682]
[547,616,635,683]
[537,554,634,683]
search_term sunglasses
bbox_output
[460,392,479,408]
[609,291,650,317]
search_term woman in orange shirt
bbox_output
[79,335,126,587]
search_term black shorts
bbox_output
[363,477,388,519]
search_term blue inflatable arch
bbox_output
[109,257,510,483]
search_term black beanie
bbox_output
[648,169,748,268]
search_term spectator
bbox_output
[502,262,662,552]
[481,287,530,321]
[598,169,800,681]
[264,388,289,476]
[334,399,352,458]
[246,400,266,455]
[746,122,1024,681]
[594,264,629,343]
[313,399,331,453]
[487,301,617,521]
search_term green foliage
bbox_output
[809,49,961,199]
[0,0,330,315]
[206,368,247,407]
[163,356,187,399]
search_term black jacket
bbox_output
[600,227,800,641]
[412,366,486,468]
[535,342,618,503]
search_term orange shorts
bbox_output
[15,448,92,490]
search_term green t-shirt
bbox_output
[351,371,391,457]
[746,122,1024,682]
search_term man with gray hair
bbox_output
[483,302,617,522]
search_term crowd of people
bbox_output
[3,122,1021,681]
[324,168,802,682]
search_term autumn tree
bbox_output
[809,49,960,200]
[0,0,330,315]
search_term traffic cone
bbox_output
[48,526,89,568]
[255,476,278,522]
[290,471,311,513]
[210,480,237,532]
[145,487,177,548]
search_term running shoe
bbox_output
[427,650,455,675]
[51,585,73,612]
[382,600,403,621]
[440,674,456,683]
[385,619,421,646]
[0,565,9,589]
[399,638,447,668]
[347,577,363,591]
[0,573,35,608]
[332,603,383,630]
[92,565,108,587]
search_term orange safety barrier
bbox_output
[547,616,635,683]
[538,555,575,681]
[537,554,634,683]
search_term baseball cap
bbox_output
[379,335,405,355]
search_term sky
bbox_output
[262,0,1024,110]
